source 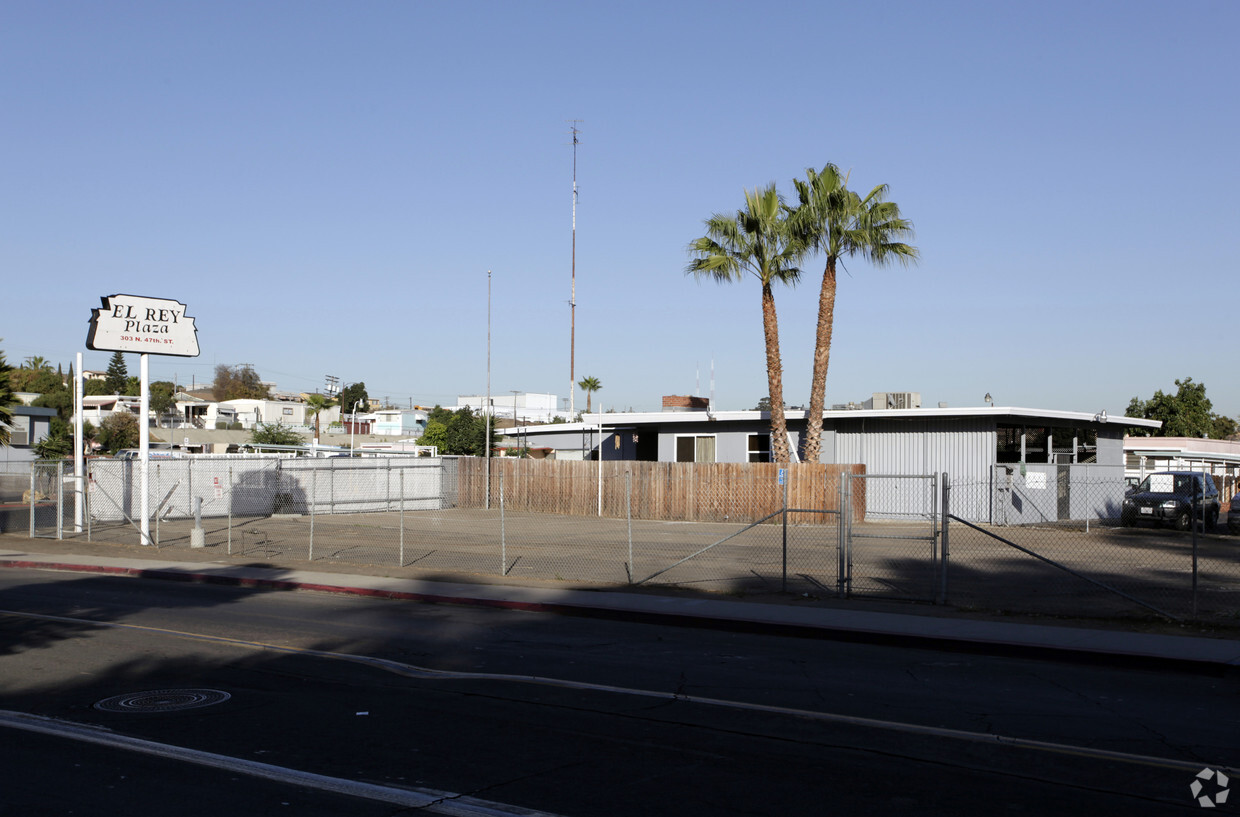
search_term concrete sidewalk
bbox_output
[2,538,1238,674]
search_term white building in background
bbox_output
[222,398,307,429]
[76,395,143,426]
[1124,436,1240,498]
[370,409,427,437]
[456,392,567,422]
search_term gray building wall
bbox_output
[506,414,1136,523]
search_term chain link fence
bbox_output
[10,455,1240,623]
[944,465,1240,621]
[1,459,75,538]
[844,474,940,601]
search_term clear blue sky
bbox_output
[4,1,1237,417]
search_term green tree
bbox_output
[104,352,129,393]
[9,365,61,393]
[789,164,918,463]
[23,355,50,370]
[84,378,110,396]
[213,364,268,401]
[577,376,602,414]
[338,383,369,419]
[34,417,73,459]
[417,420,448,452]
[0,348,14,447]
[445,408,480,455]
[249,422,305,446]
[150,381,177,426]
[32,385,73,419]
[688,184,803,463]
[438,407,500,456]
[427,405,454,427]
[97,411,140,453]
[304,393,336,437]
[1126,378,1231,438]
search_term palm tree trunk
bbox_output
[801,259,837,463]
[760,283,791,463]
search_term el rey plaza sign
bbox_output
[87,294,200,357]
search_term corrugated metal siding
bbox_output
[835,417,993,474]
[1096,430,1125,465]
[834,417,996,520]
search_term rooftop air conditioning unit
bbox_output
[872,392,922,410]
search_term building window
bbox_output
[998,424,1099,464]
[675,435,716,463]
[996,426,1023,463]
[9,416,30,446]
[747,434,771,463]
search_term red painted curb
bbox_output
[0,559,570,615]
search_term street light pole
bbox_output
[350,399,363,455]
[510,389,519,455]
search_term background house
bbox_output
[222,398,307,429]
[75,395,142,427]
[1,405,56,465]
[369,409,427,437]
[1124,436,1240,500]
[457,392,567,423]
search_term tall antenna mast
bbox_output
[568,120,582,417]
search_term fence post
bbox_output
[500,470,506,575]
[835,473,844,597]
[309,466,316,561]
[781,475,788,593]
[839,474,851,598]
[626,469,633,583]
[29,467,35,538]
[399,468,405,568]
[939,473,950,605]
[56,460,64,540]
[1193,467,1205,617]
[227,466,233,556]
[154,463,160,548]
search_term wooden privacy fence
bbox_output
[450,459,866,524]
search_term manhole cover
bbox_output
[93,689,231,713]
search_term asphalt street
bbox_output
[1,568,1236,815]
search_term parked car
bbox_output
[1228,493,1240,535]
[1121,471,1220,531]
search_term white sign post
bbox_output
[87,294,200,546]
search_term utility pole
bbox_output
[486,270,492,508]
[568,120,582,417]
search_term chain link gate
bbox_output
[840,473,941,602]
[29,460,68,539]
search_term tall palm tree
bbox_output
[790,165,918,463]
[304,393,336,438]
[688,184,803,463]
[577,376,602,414]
